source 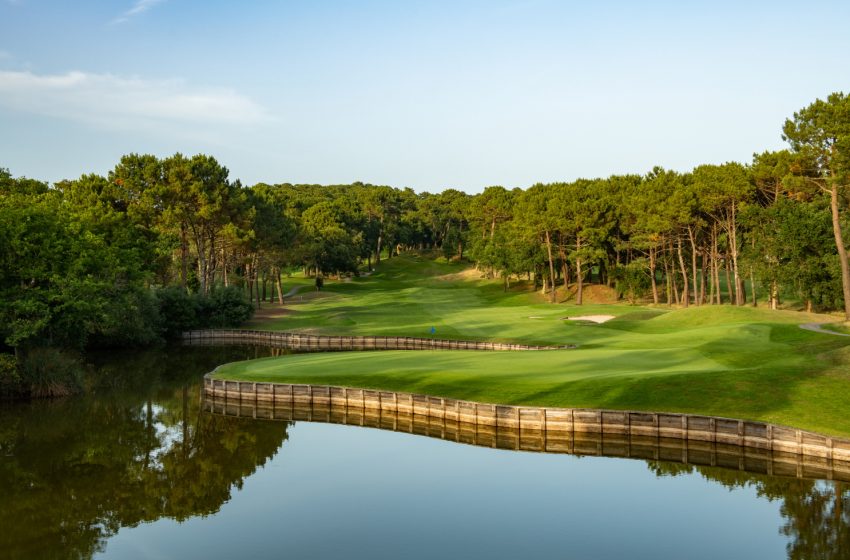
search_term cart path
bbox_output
[799,322,850,336]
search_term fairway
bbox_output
[220,255,850,437]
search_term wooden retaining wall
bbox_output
[182,329,572,351]
[202,378,850,482]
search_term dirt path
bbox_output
[800,322,850,337]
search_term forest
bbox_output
[1,92,848,396]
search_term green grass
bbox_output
[821,322,850,336]
[219,254,850,437]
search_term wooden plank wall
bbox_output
[202,378,850,482]
[182,329,573,351]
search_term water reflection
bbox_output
[650,463,850,559]
[206,395,850,560]
[0,346,288,560]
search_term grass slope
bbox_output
[221,255,850,437]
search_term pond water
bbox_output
[1,346,847,559]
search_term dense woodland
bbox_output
[1,92,849,395]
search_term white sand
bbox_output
[563,315,615,324]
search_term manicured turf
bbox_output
[219,255,850,437]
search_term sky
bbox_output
[1,0,849,193]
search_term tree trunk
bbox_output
[180,223,188,290]
[829,184,850,321]
[558,236,569,292]
[246,262,252,300]
[649,245,659,304]
[724,254,733,304]
[276,269,284,304]
[253,255,261,309]
[376,216,384,265]
[576,237,584,305]
[729,202,743,305]
[711,222,723,305]
[770,279,778,310]
[677,236,689,307]
[545,230,556,304]
[687,226,699,305]
[196,236,207,295]
[749,267,757,307]
[562,261,569,292]
[664,249,674,305]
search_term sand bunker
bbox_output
[563,315,615,324]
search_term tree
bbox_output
[695,163,754,306]
[783,92,850,320]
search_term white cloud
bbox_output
[111,0,165,24]
[0,70,272,132]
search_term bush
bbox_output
[90,287,162,348]
[196,286,254,328]
[0,353,22,398]
[611,261,651,304]
[18,347,83,398]
[153,285,253,339]
[155,286,199,338]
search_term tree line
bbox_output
[1,92,849,393]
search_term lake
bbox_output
[0,346,845,559]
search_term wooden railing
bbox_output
[183,329,574,351]
[202,377,850,482]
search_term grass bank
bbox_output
[219,255,850,437]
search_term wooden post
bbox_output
[542,408,547,451]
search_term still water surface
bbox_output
[1,347,846,559]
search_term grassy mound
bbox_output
[222,255,850,436]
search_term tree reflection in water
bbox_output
[650,463,850,559]
[0,346,288,560]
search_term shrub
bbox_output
[18,347,84,398]
[611,261,651,304]
[155,286,199,338]
[196,286,254,328]
[0,353,22,397]
[90,287,162,348]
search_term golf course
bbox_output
[214,254,850,437]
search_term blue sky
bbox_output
[1,0,848,192]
